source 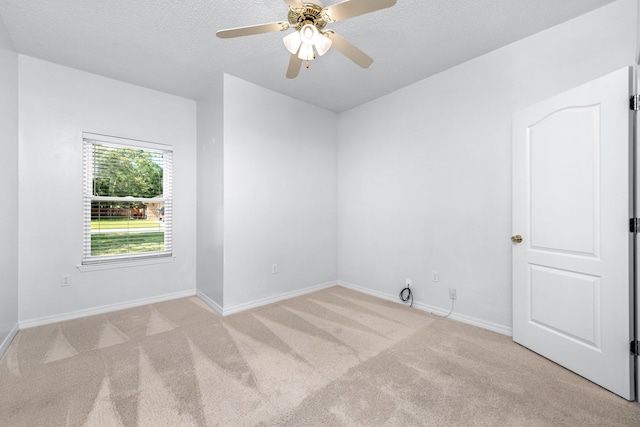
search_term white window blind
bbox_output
[82,133,173,265]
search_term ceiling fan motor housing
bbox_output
[288,3,329,31]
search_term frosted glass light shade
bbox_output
[299,24,318,46]
[283,31,301,54]
[315,33,332,56]
[298,44,315,61]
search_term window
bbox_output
[82,133,172,265]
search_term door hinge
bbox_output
[631,340,639,356]
[631,95,640,111]
[630,218,640,233]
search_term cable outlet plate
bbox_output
[405,278,411,287]
[449,288,457,300]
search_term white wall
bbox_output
[223,75,338,310]
[18,56,198,324]
[338,0,638,333]
[0,16,19,352]
[8,0,636,331]
[196,76,225,309]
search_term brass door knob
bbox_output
[511,235,523,243]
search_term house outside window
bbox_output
[82,133,172,265]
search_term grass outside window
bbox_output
[91,232,165,256]
[91,218,163,230]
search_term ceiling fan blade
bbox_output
[286,54,303,79]
[283,0,304,8]
[325,31,373,68]
[323,0,396,22]
[216,21,289,39]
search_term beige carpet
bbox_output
[1,286,639,426]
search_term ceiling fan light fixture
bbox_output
[298,44,315,61]
[315,33,332,56]
[283,31,302,54]
[299,23,319,46]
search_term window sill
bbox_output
[77,256,175,272]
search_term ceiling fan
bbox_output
[216,0,397,79]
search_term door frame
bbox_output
[632,65,639,402]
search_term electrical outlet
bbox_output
[272,264,278,274]
[449,288,457,300]
[432,270,439,282]
[405,278,411,287]
[61,275,71,287]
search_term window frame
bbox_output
[81,132,173,266]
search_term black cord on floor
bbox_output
[399,286,413,307]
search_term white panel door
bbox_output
[512,67,633,400]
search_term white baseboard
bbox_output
[19,289,197,329]
[196,290,223,315]
[413,301,513,336]
[221,281,338,316]
[0,323,19,359]
[338,280,402,304]
[15,281,512,337]
[337,280,512,336]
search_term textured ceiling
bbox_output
[0,0,617,112]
